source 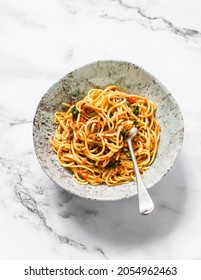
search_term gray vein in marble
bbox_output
[15,182,107,257]
[59,209,97,220]
[10,119,32,126]
[60,0,79,15]
[0,111,32,127]
[0,154,107,258]
[14,174,87,250]
[22,19,46,29]
[59,211,77,219]
[95,247,107,259]
[82,209,98,217]
[0,154,86,251]
[106,0,201,40]
[159,203,182,214]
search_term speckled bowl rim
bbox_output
[33,60,184,201]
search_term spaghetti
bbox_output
[50,85,160,186]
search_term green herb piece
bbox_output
[133,119,138,126]
[122,147,131,157]
[106,162,115,168]
[133,105,139,116]
[71,106,79,120]
[106,160,120,168]
[121,129,130,139]
[125,151,131,158]
[109,113,113,118]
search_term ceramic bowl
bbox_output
[33,60,184,201]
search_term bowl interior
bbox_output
[33,60,184,200]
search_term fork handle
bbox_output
[127,138,154,215]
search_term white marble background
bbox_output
[0,0,201,259]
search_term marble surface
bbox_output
[0,0,201,260]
